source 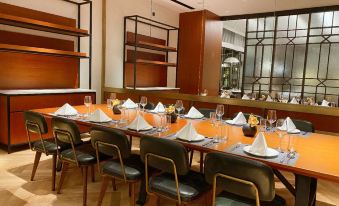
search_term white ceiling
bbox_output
[154,0,339,16]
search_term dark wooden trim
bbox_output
[221,5,339,20]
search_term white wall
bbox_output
[0,0,103,102]
[105,0,180,88]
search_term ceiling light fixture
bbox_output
[170,0,194,10]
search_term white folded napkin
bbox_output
[277,117,300,133]
[122,98,138,109]
[151,102,166,113]
[54,103,78,116]
[127,114,153,131]
[321,99,330,107]
[290,97,298,104]
[242,94,250,100]
[185,106,204,119]
[249,132,268,156]
[88,109,112,122]
[176,122,204,141]
[226,112,247,125]
[266,95,273,102]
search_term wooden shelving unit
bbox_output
[0,43,88,58]
[123,16,179,89]
[0,13,89,37]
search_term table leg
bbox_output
[295,174,317,206]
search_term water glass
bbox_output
[175,100,183,116]
[209,112,217,126]
[276,119,285,152]
[165,114,172,131]
[267,110,277,131]
[216,104,224,121]
[110,93,117,100]
[140,96,147,111]
[106,99,113,109]
[84,96,92,116]
[259,117,267,132]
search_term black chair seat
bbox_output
[61,143,97,165]
[102,154,143,180]
[149,170,210,202]
[216,191,286,206]
[33,140,58,154]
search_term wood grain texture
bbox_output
[177,10,222,96]
[126,32,166,45]
[0,30,74,51]
[0,96,9,145]
[124,63,167,87]
[177,11,204,95]
[0,52,79,89]
[0,2,76,27]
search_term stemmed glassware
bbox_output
[216,104,224,121]
[276,119,285,152]
[140,96,147,112]
[267,110,277,132]
[175,100,183,117]
[84,96,92,117]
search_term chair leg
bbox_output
[130,182,135,206]
[199,152,204,172]
[57,161,69,194]
[97,176,109,206]
[51,154,57,191]
[189,150,194,167]
[90,165,95,182]
[112,178,117,191]
[82,166,88,206]
[31,151,42,181]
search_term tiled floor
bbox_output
[0,138,338,206]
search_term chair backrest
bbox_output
[23,111,48,134]
[292,119,314,133]
[204,152,275,202]
[198,108,215,118]
[52,117,82,145]
[144,102,155,110]
[233,112,263,121]
[140,136,189,176]
[90,126,131,159]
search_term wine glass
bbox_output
[140,96,147,112]
[267,110,277,132]
[110,93,117,100]
[216,104,224,121]
[175,100,183,117]
[276,119,285,152]
[84,96,92,117]
[259,117,267,132]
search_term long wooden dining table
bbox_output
[33,104,339,206]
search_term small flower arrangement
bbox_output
[248,114,259,127]
[112,99,120,107]
[165,105,176,114]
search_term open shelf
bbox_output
[126,40,177,52]
[0,13,89,37]
[0,43,88,58]
[127,59,177,67]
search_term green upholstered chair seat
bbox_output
[216,191,286,206]
[149,170,210,202]
[61,143,97,165]
[33,140,58,154]
[102,154,143,180]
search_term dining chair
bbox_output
[291,119,314,133]
[140,136,210,206]
[24,111,62,191]
[204,152,286,206]
[52,117,97,206]
[198,108,215,118]
[91,126,145,206]
[144,102,155,110]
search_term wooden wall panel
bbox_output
[0,2,76,27]
[126,32,166,45]
[0,30,74,51]
[0,52,79,89]
[124,63,167,87]
[0,96,8,144]
[202,11,222,96]
[177,11,204,95]
[126,50,165,62]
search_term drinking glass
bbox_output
[200,89,208,96]
[259,117,267,132]
[276,119,285,152]
[216,104,224,121]
[84,96,92,116]
[165,114,172,131]
[107,99,113,109]
[209,112,217,126]
[175,100,183,117]
[267,110,277,132]
[140,96,147,112]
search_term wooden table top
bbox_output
[33,104,339,183]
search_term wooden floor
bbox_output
[1,138,339,206]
